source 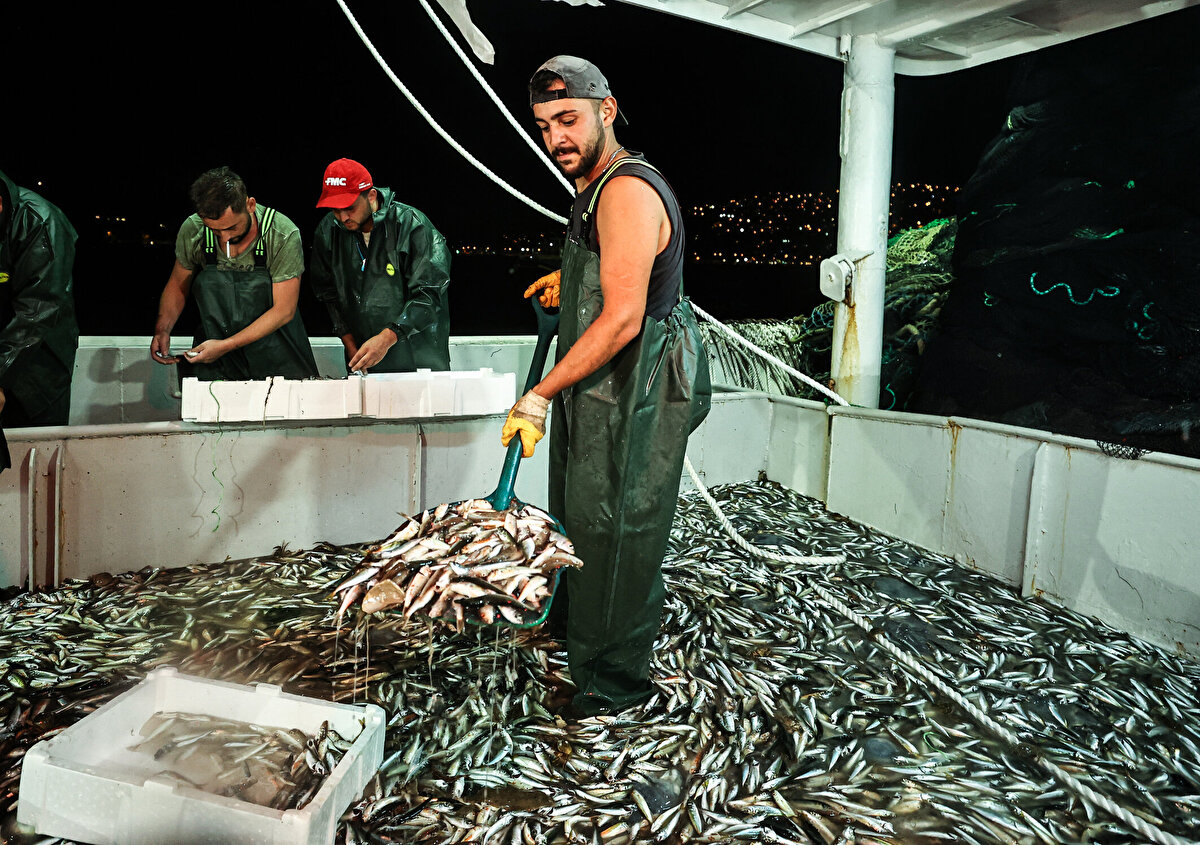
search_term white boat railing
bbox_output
[3,339,1197,658]
[66,336,545,426]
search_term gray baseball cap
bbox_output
[529,55,629,125]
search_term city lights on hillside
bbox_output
[85,182,958,264]
[680,182,957,265]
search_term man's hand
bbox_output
[0,387,6,416]
[501,389,550,458]
[348,328,398,373]
[524,270,561,309]
[150,332,178,364]
[186,338,231,364]
[341,334,360,368]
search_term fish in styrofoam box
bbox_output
[17,667,385,845]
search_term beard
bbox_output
[555,130,604,179]
[227,213,254,245]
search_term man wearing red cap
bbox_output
[309,159,451,373]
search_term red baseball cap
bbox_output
[316,158,373,208]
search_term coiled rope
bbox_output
[342,5,1197,841]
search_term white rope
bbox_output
[836,582,1198,845]
[690,301,850,407]
[684,457,844,568]
[345,0,843,414]
[685,458,1198,845]
[418,0,576,197]
[334,0,568,227]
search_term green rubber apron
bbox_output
[549,158,711,715]
[189,208,319,381]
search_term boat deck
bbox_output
[3,481,1198,844]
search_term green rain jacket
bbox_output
[0,169,79,426]
[309,188,451,372]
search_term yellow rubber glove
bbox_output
[524,269,561,309]
[501,390,550,458]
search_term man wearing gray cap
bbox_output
[502,56,710,716]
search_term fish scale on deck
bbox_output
[0,481,1198,844]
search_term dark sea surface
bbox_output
[76,245,825,340]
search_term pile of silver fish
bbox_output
[1,481,1198,845]
[333,498,581,628]
[127,712,354,810]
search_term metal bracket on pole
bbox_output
[820,250,872,305]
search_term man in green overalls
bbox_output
[308,159,451,374]
[502,56,711,716]
[0,168,79,429]
[151,166,318,381]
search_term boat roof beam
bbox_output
[615,0,1200,75]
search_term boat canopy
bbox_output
[613,0,1200,75]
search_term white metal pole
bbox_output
[52,446,64,588]
[25,446,37,591]
[830,35,895,408]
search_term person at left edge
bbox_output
[150,166,319,380]
[0,167,79,432]
[308,158,451,374]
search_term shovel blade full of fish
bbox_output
[332,498,581,629]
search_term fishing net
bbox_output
[703,10,1200,461]
[699,217,958,410]
[906,9,1200,459]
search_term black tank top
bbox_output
[569,153,685,321]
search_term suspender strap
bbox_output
[578,158,687,303]
[580,157,664,231]
[203,225,217,265]
[202,208,274,268]
[254,208,274,267]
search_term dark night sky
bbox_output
[7,2,1015,222]
[4,1,1017,333]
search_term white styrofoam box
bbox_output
[181,370,515,423]
[17,667,385,845]
[362,369,515,419]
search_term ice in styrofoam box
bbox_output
[181,369,514,422]
[17,667,385,845]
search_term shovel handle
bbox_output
[488,297,560,509]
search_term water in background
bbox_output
[75,245,824,340]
